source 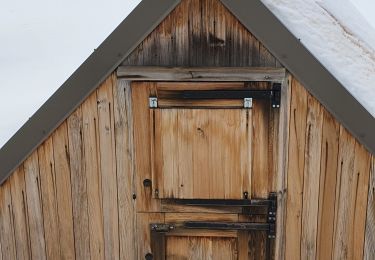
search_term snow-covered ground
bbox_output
[262,0,375,117]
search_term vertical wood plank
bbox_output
[352,142,371,260]
[132,82,160,212]
[316,110,340,260]
[0,181,17,259]
[274,74,291,260]
[365,156,375,260]
[9,167,31,259]
[332,127,356,260]
[82,91,105,259]
[285,79,308,260]
[113,79,137,260]
[24,151,47,260]
[52,122,75,260]
[97,75,120,260]
[38,138,61,259]
[67,107,91,260]
[300,94,323,260]
[251,83,271,198]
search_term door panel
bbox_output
[152,108,251,199]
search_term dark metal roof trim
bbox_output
[0,0,181,184]
[220,0,375,155]
[1,0,374,185]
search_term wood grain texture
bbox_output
[132,82,161,212]
[114,79,137,260]
[137,213,164,258]
[9,167,31,259]
[316,110,340,260]
[122,0,280,67]
[274,73,291,260]
[82,91,105,259]
[365,156,375,260]
[38,138,61,259]
[153,108,251,199]
[24,151,47,260]
[332,128,371,260]
[97,75,120,260]
[285,78,308,260]
[67,107,91,260]
[51,122,75,260]
[0,181,17,259]
[117,66,286,82]
[300,94,323,260]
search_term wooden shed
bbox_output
[0,0,374,259]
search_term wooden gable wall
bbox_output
[0,0,374,259]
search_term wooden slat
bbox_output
[82,91,105,259]
[132,82,161,212]
[67,107,91,259]
[300,94,323,259]
[9,167,31,259]
[332,127,357,259]
[117,66,286,82]
[251,82,271,198]
[284,78,308,260]
[51,122,75,260]
[365,156,375,260]
[0,181,17,259]
[38,138,61,259]
[165,212,238,223]
[97,75,119,260]
[24,151,47,260]
[352,142,371,259]
[114,79,137,259]
[274,73,291,260]
[156,82,245,91]
[316,110,340,260]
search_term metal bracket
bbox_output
[271,83,281,108]
[244,98,253,108]
[149,97,158,108]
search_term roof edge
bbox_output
[221,0,375,154]
[0,0,181,185]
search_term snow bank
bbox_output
[261,0,375,117]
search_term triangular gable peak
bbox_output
[124,0,280,67]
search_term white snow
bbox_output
[261,0,375,117]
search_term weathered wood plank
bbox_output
[285,78,308,260]
[352,142,371,260]
[82,91,105,259]
[274,73,291,260]
[113,79,137,260]
[67,107,91,259]
[251,82,271,199]
[0,181,17,259]
[300,94,323,260]
[365,156,375,260]
[24,151,47,260]
[332,127,356,260]
[9,167,31,259]
[117,66,286,82]
[51,122,75,260]
[38,138,61,259]
[97,75,120,260]
[132,82,161,212]
[316,110,340,260]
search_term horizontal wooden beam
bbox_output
[117,66,286,82]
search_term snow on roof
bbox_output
[262,0,375,118]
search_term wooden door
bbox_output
[132,82,278,259]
